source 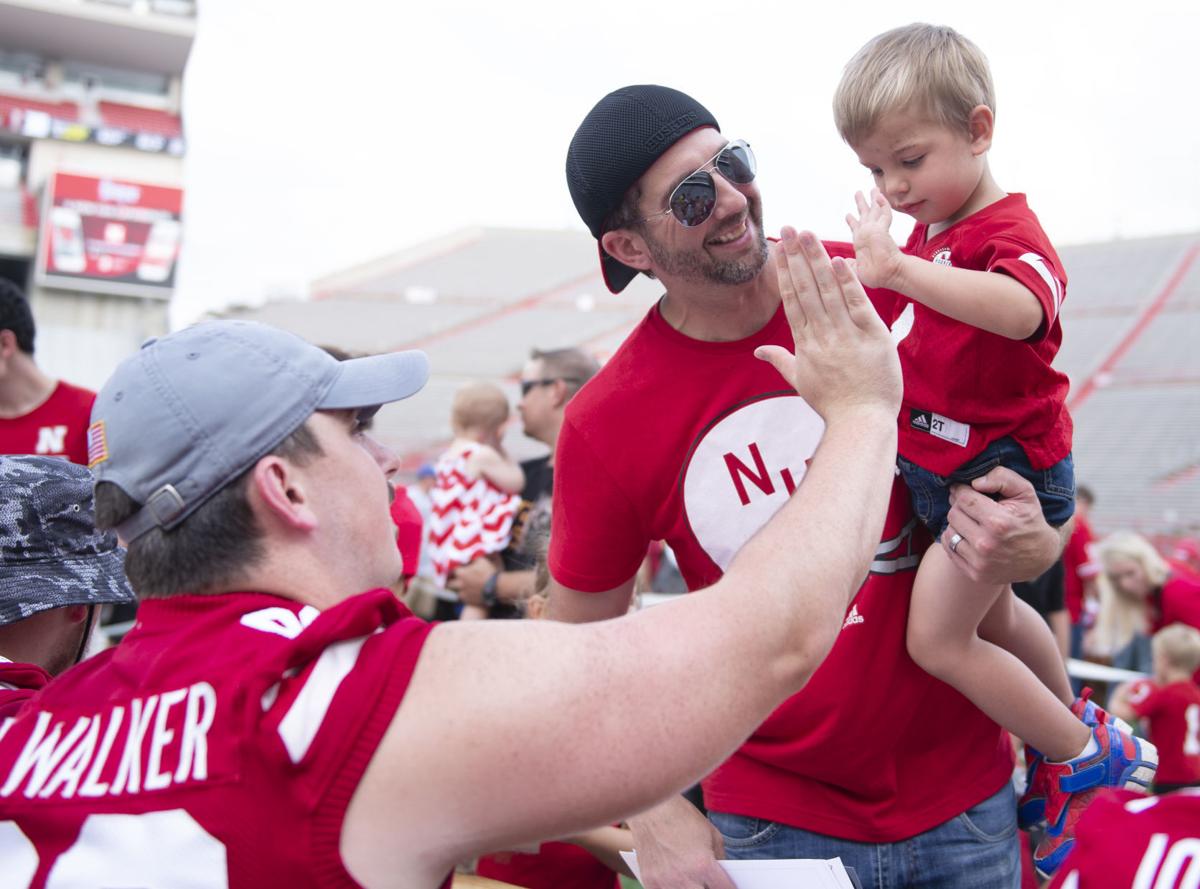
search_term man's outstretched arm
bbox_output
[341,231,901,887]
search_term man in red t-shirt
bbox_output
[0,267,907,889]
[554,85,1068,889]
[1047,788,1200,888]
[1111,623,1200,792]
[0,456,137,719]
[1063,486,1100,659]
[0,282,95,465]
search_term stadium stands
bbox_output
[220,226,1200,538]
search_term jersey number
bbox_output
[1185,704,1200,757]
[1134,833,1200,889]
[1,810,227,887]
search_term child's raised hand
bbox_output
[846,189,905,291]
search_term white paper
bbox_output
[620,851,856,888]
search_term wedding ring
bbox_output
[949,532,963,553]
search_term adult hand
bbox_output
[445,557,494,607]
[629,796,736,889]
[845,188,906,291]
[756,227,901,423]
[944,466,1065,584]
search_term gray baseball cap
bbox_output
[89,320,430,542]
[0,455,136,626]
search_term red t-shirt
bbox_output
[1062,516,1098,623]
[0,659,50,721]
[1048,788,1200,888]
[477,842,621,889]
[0,381,96,466]
[550,246,1013,841]
[0,588,438,889]
[1127,679,1200,785]
[1152,572,1200,635]
[895,194,1072,474]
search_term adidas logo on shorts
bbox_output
[842,604,864,629]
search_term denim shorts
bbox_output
[897,437,1075,541]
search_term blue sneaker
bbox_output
[1032,723,1157,879]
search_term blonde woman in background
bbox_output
[1094,532,1200,672]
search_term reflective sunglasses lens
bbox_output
[670,174,717,227]
[716,141,756,184]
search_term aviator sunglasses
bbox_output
[635,140,757,228]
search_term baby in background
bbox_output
[428,381,523,620]
[834,23,1155,879]
[1111,623,1200,794]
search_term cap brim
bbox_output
[319,349,431,410]
[599,243,638,294]
[0,549,136,626]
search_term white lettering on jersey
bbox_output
[1132,833,1200,889]
[0,682,216,801]
[145,687,188,791]
[45,810,228,888]
[240,605,320,639]
[1017,253,1063,321]
[35,425,67,455]
[111,695,158,794]
[842,605,865,629]
[277,636,368,763]
[0,820,39,886]
[682,395,824,572]
[0,712,89,798]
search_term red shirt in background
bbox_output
[1062,515,1098,623]
[1048,789,1200,888]
[390,485,423,582]
[1127,678,1200,785]
[477,842,620,889]
[0,380,95,465]
[0,658,50,720]
[1152,572,1200,635]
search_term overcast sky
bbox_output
[171,0,1200,328]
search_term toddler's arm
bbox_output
[468,444,525,494]
[847,189,1044,340]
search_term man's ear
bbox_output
[63,604,89,625]
[601,229,654,273]
[249,456,318,532]
[0,329,18,360]
[968,105,995,155]
[550,378,571,410]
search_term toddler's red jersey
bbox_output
[0,588,437,888]
[1048,789,1200,888]
[1128,679,1200,785]
[895,194,1071,474]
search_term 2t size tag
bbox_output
[909,409,970,447]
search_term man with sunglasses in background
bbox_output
[550,84,1069,889]
[447,346,599,616]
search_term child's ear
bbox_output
[968,105,995,155]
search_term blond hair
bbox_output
[1098,531,1171,589]
[451,382,509,434]
[1087,571,1148,659]
[833,23,995,145]
[1152,623,1200,675]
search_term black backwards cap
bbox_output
[566,85,720,293]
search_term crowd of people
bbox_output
[0,21,1197,889]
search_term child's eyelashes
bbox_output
[901,156,925,168]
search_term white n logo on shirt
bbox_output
[35,426,67,455]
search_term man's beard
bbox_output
[643,197,769,287]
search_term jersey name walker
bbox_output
[0,588,435,888]
[550,242,1012,841]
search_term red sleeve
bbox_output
[1127,679,1161,719]
[1161,574,1200,630]
[548,415,649,593]
[982,239,1065,341]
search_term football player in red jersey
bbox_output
[1047,788,1200,888]
[0,281,96,465]
[0,236,903,889]
[1111,623,1200,792]
[0,455,137,719]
